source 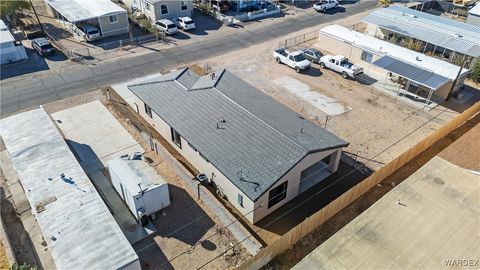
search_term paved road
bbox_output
[0,2,376,117]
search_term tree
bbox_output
[469,58,480,84]
[378,0,391,7]
[0,0,31,26]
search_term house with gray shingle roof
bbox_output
[128,68,348,223]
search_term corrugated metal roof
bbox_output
[362,6,480,57]
[48,0,126,22]
[0,107,139,270]
[128,70,348,201]
[373,55,450,90]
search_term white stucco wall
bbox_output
[133,96,344,224]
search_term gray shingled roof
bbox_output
[128,69,348,201]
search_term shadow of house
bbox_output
[65,140,105,175]
[0,188,40,268]
[255,159,373,235]
[153,184,215,246]
[134,237,174,270]
[0,48,49,80]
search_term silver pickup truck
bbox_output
[273,48,311,73]
[319,55,363,79]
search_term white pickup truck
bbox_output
[273,48,311,73]
[173,17,195,31]
[313,0,339,12]
[319,55,363,79]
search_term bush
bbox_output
[469,58,480,84]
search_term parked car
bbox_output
[313,0,339,12]
[154,19,178,35]
[319,55,363,79]
[273,48,311,73]
[173,17,195,31]
[300,48,322,63]
[75,24,102,42]
[31,37,55,56]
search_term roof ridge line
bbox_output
[128,68,187,88]
[213,73,309,153]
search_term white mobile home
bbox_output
[128,68,349,224]
[134,0,193,22]
[319,25,470,104]
[0,107,140,270]
[46,0,129,37]
[0,20,28,65]
[108,158,170,224]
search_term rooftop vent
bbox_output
[454,33,463,38]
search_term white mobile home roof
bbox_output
[468,3,480,16]
[108,158,168,195]
[0,20,15,44]
[0,107,139,270]
[48,0,126,22]
[320,25,469,81]
[362,6,480,57]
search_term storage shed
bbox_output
[108,158,170,224]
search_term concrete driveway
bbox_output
[0,40,69,80]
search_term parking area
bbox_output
[0,39,69,80]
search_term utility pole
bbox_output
[28,0,45,33]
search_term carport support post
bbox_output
[424,88,433,109]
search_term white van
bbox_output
[154,19,178,35]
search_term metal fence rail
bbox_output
[279,29,318,49]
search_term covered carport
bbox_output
[373,55,451,108]
[47,0,129,38]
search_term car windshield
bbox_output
[87,29,99,35]
[41,44,54,49]
[293,54,306,61]
[167,23,175,28]
[185,21,194,25]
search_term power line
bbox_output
[194,107,451,270]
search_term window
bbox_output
[170,127,181,148]
[109,14,118,23]
[268,181,287,208]
[144,103,152,118]
[238,194,244,207]
[180,1,188,10]
[144,1,150,10]
[161,4,168,14]
[361,50,373,63]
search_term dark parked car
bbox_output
[32,37,55,56]
[300,48,323,63]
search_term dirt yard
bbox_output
[264,111,480,270]
[200,32,460,171]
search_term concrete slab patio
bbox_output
[50,101,151,244]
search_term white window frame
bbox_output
[160,4,168,15]
[180,1,188,11]
[144,1,151,11]
[108,14,118,24]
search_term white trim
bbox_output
[101,27,129,35]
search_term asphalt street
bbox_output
[0,1,376,117]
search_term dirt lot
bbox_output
[200,30,460,171]
[264,111,480,270]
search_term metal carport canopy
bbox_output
[373,55,450,90]
[48,0,125,23]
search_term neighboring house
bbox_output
[128,69,349,224]
[0,20,28,65]
[46,0,129,37]
[319,25,470,102]
[466,3,480,26]
[135,0,193,22]
[0,107,140,270]
[362,6,480,65]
